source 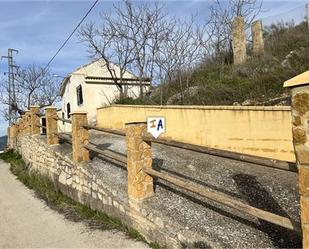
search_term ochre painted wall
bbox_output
[97,105,295,162]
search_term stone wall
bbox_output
[13,134,213,248]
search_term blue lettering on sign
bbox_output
[157,119,164,131]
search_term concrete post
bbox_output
[125,122,153,200]
[30,106,40,135]
[45,106,59,145]
[251,20,264,56]
[284,75,309,247]
[232,16,247,65]
[71,111,89,163]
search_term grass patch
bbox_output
[0,149,160,249]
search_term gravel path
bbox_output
[87,131,302,248]
[0,159,148,249]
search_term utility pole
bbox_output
[305,3,309,31]
[1,48,19,125]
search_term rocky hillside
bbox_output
[148,21,309,106]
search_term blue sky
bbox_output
[0,0,307,136]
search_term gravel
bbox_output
[61,131,301,248]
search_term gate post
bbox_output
[284,73,309,247]
[125,122,153,200]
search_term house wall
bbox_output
[97,105,295,162]
[60,60,146,132]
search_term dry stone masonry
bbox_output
[251,20,265,56]
[125,122,153,200]
[285,80,309,247]
[232,16,247,65]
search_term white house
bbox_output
[58,59,150,132]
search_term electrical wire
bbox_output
[43,0,99,72]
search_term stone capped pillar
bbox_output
[7,126,10,148]
[24,110,31,135]
[232,16,247,65]
[251,20,264,56]
[15,119,20,138]
[9,124,17,149]
[30,106,40,135]
[45,106,59,145]
[284,71,309,247]
[20,114,25,136]
[125,122,153,200]
[71,111,89,163]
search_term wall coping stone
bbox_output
[97,104,291,111]
[45,106,57,110]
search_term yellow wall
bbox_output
[97,105,295,162]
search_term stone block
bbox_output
[232,16,246,65]
[125,122,154,201]
[299,166,309,195]
[71,111,89,163]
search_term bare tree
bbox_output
[79,1,169,98]
[154,16,206,104]
[78,19,135,99]
[207,0,263,59]
[0,65,60,120]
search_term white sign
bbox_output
[147,117,165,138]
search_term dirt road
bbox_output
[0,160,148,248]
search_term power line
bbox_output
[43,0,99,72]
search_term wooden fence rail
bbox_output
[54,117,72,124]
[143,167,300,232]
[143,136,297,172]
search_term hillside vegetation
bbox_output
[146,21,309,106]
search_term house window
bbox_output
[67,103,71,118]
[62,112,65,125]
[76,85,83,106]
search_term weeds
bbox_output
[0,150,160,249]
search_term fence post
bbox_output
[71,111,89,163]
[25,110,31,135]
[30,106,40,135]
[125,122,153,200]
[45,106,59,145]
[284,76,309,247]
[20,114,25,136]
[10,124,16,149]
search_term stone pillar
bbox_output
[285,80,309,247]
[15,120,20,139]
[45,106,59,145]
[232,16,247,65]
[71,111,89,163]
[125,122,153,200]
[7,126,10,148]
[20,115,25,136]
[251,20,264,56]
[24,110,31,135]
[30,106,40,135]
[10,124,16,149]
